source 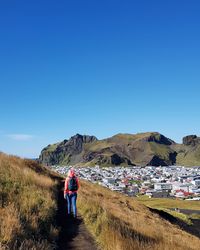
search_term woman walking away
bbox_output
[64,169,79,218]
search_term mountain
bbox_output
[39,132,200,167]
[174,135,200,166]
[39,132,181,166]
[39,134,98,165]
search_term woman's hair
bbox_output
[68,168,75,177]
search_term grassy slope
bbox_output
[110,132,161,142]
[135,195,200,210]
[149,142,173,160]
[175,144,200,166]
[77,180,200,250]
[85,133,200,166]
[0,153,58,250]
[40,132,173,166]
[81,132,174,166]
[135,195,200,224]
[44,142,60,152]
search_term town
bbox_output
[50,165,200,200]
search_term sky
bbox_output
[0,0,200,158]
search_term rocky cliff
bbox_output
[182,135,200,146]
[39,134,97,165]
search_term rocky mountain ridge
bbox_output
[39,133,200,167]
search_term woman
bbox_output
[64,169,79,218]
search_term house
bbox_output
[102,178,116,184]
[175,190,194,198]
[171,182,192,192]
[154,183,172,191]
[146,189,170,198]
[127,186,139,196]
[191,179,200,187]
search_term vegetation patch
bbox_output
[164,209,193,225]
[0,153,58,250]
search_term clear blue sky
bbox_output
[0,0,200,158]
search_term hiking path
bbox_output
[56,181,98,250]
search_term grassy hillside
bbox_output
[135,195,200,210]
[77,180,200,250]
[135,196,200,225]
[174,144,200,166]
[0,153,58,250]
[82,132,176,166]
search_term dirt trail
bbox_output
[56,181,98,250]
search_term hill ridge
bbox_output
[39,132,200,167]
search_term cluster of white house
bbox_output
[50,165,200,200]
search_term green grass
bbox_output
[60,154,71,165]
[84,140,114,152]
[175,144,200,166]
[45,143,59,152]
[189,213,200,220]
[149,142,172,159]
[163,209,193,225]
[112,132,161,142]
[135,196,200,225]
[135,195,200,210]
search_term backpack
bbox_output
[68,177,78,191]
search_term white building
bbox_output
[102,177,116,184]
[171,182,192,192]
[154,183,172,190]
[191,179,200,187]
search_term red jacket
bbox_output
[64,175,79,195]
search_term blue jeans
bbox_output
[65,193,77,217]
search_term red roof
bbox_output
[176,189,193,196]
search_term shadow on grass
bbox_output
[109,215,159,246]
[148,207,200,239]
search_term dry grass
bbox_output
[0,153,58,250]
[77,181,200,250]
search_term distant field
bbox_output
[135,195,200,210]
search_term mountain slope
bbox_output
[39,132,178,166]
[173,135,200,166]
[39,134,98,165]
